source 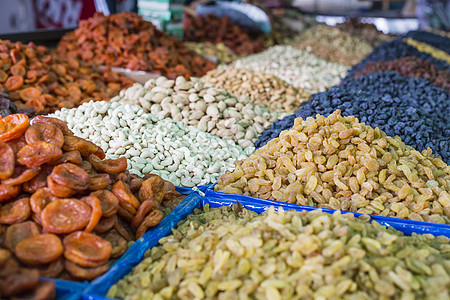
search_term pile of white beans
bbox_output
[49,101,251,187]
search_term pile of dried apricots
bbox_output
[0,114,185,286]
[0,40,133,115]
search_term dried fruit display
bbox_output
[183,13,266,55]
[215,110,450,224]
[336,18,393,47]
[0,248,56,299]
[353,56,450,90]
[0,93,35,117]
[56,12,216,79]
[0,40,133,114]
[0,114,185,281]
[108,205,450,299]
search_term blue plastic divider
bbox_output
[82,190,202,299]
[82,187,450,299]
[39,186,196,300]
[204,189,450,238]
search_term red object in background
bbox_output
[33,0,97,29]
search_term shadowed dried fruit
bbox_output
[15,233,63,265]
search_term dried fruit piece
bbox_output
[17,141,62,168]
[19,87,42,102]
[0,141,14,180]
[10,64,26,77]
[0,114,29,142]
[0,197,30,224]
[25,123,64,148]
[16,279,56,300]
[4,221,41,252]
[50,163,89,191]
[135,209,164,239]
[112,180,140,213]
[131,200,156,230]
[91,190,119,217]
[2,167,40,185]
[46,176,76,198]
[80,195,102,233]
[63,231,112,268]
[88,173,112,190]
[163,180,180,201]
[0,248,11,266]
[48,150,82,166]
[29,188,58,221]
[0,183,21,203]
[41,199,91,234]
[5,75,24,91]
[32,116,72,136]
[63,136,98,157]
[139,176,165,203]
[93,215,116,234]
[113,216,134,241]
[36,256,64,278]
[88,154,127,174]
[101,229,127,258]
[0,269,39,297]
[64,259,109,280]
[15,233,63,265]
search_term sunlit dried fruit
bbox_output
[41,199,91,234]
[17,141,62,168]
[63,231,112,268]
[0,197,30,224]
[15,233,63,265]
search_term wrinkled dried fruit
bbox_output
[64,259,109,280]
[131,200,156,230]
[32,116,72,136]
[0,141,14,179]
[0,269,39,297]
[4,221,41,252]
[89,154,127,174]
[138,176,165,204]
[112,180,140,213]
[0,183,21,202]
[50,163,89,191]
[36,257,64,278]
[15,233,63,265]
[29,188,57,221]
[46,176,76,198]
[101,229,127,258]
[25,123,64,148]
[90,189,119,218]
[135,209,164,239]
[80,195,102,233]
[88,173,112,190]
[23,169,48,194]
[0,114,29,142]
[63,231,112,268]
[2,167,40,185]
[63,136,98,157]
[48,150,82,166]
[94,215,116,234]
[17,141,62,168]
[0,197,30,224]
[41,199,91,234]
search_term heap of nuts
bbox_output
[56,12,216,79]
[0,248,55,299]
[215,110,450,224]
[202,67,310,112]
[185,42,239,65]
[183,13,266,55]
[293,24,373,66]
[0,40,133,114]
[108,205,450,300]
[0,114,185,280]
[111,76,288,150]
[353,56,450,91]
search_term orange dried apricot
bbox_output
[29,188,58,220]
[93,215,116,234]
[2,167,40,185]
[131,200,156,230]
[64,260,109,280]
[47,176,76,197]
[88,154,127,174]
[17,141,62,168]
[25,123,64,148]
[139,175,165,204]
[88,173,112,190]
[5,75,24,91]
[63,136,98,157]
[136,209,164,239]
[32,116,73,136]
[0,114,29,142]
[91,190,119,217]
[50,163,89,191]
[0,184,21,203]
[15,233,63,265]
[19,87,42,102]
[0,269,39,297]
[48,150,82,166]
[63,231,112,268]
[23,168,48,194]
[10,64,26,77]
[112,180,140,213]
[0,197,30,224]
[4,221,41,252]
[80,195,102,233]
[41,199,91,234]
[36,256,64,278]
[0,141,14,180]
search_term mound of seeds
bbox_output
[233,45,349,93]
[353,56,450,90]
[202,67,310,113]
[185,42,238,65]
[108,205,450,300]
[216,110,450,224]
[110,76,287,150]
[49,101,250,187]
[293,24,373,66]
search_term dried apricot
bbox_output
[15,278,56,300]
[0,114,29,142]
[4,221,41,252]
[7,135,27,155]
[36,256,64,278]
[136,210,164,239]
[93,215,116,234]
[88,173,112,190]
[0,184,21,203]
[88,154,127,174]
[15,233,63,265]
[23,169,48,194]
[112,180,140,213]
[5,75,24,91]
[32,116,72,136]
[2,167,40,185]
[25,123,64,148]
[41,199,91,234]
[116,205,134,221]
[63,136,98,157]
[0,141,14,180]
[64,260,109,280]
[63,231,112,268]
[0,248,11,266]
[30,188,58,220]
[0,256,19,277]
[131,200,156,230]
[19,87,42,102]
[139,176,166,204]
[94,147,105,159]
[10,64,26,77]
[113,216,134,241]
[0,269,39,297]
[47,176,76,197]
[0,197,30,224]
[101,229,127,258]
[78,161,93,173]
[50,163,89,191]
[17,141,62,168]
[163,180,180,201]
[129,176,143,192]
[91,190,119,217]
[48,150,82,166]
[80,195,102,233]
